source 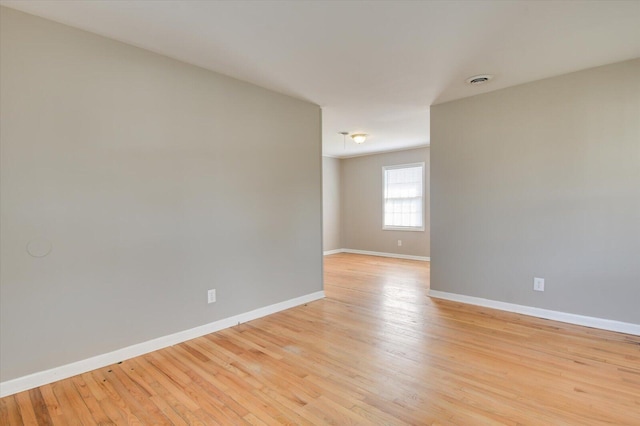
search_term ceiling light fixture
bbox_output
[351,133,367,144]
[466,74,494,85]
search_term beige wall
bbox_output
[431,59,640,324]
[0,7,322,382]
[322,157,341,251]
[341,147,430,257]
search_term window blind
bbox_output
[383,164,424,230]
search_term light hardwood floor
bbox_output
[2,253,639,424]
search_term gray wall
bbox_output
[431,59,640,324]
[341,147,430,257]
[322,156,342,251]
[0,7,322,382]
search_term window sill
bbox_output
[382,226,425,232]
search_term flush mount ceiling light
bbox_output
[339,132,368,148]
[351,133,367,144]
[466,74,494,85]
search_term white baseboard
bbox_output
[324,248,429,261]
[0,291,325,398]
[323,249,343,255]
[428,290,640,336]
[342,248,430,262]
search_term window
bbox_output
[383,163,424,231]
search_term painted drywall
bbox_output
[322,156,341,251]
[0,7,322,382]
[341,147,430,257]
[431,59,640,324]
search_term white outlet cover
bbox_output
[533,277,545,292]
[208,289,216,303]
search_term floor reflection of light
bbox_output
[374,272,432,380]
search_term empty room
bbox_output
[1,1,639,424]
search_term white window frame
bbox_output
[382,162,425,232]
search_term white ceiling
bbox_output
[2,1,639,158]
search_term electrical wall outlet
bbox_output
[397,240,402,246]
[533,277,545,292]
[207,289,216,304]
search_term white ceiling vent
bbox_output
[466,74,494,85]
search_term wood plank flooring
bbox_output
[2,253,639,424]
